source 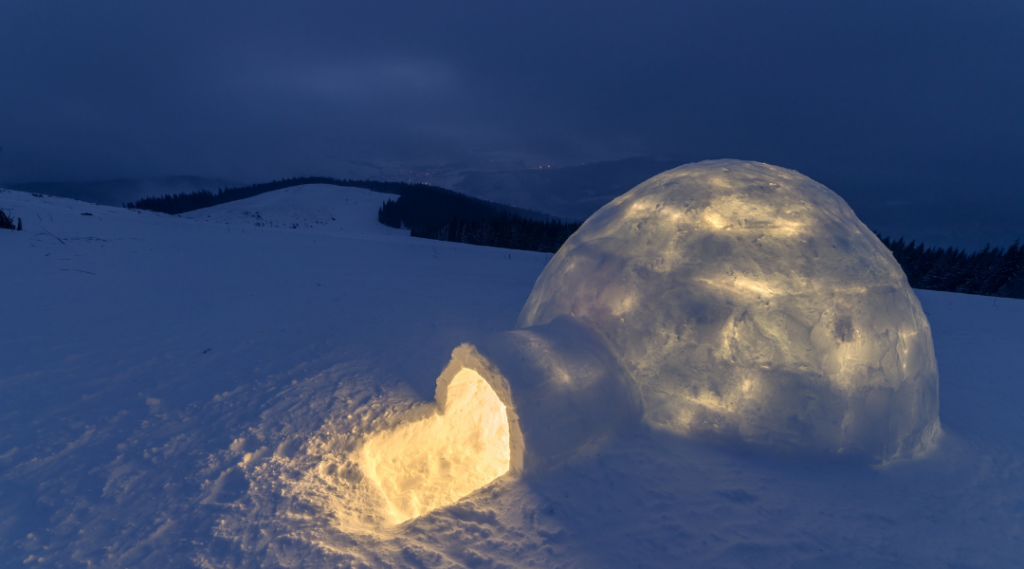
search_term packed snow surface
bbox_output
[1,183,1022,567]
[519,160,939,462]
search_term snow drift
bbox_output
[518,160,940,462]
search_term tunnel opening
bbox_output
[360,368,511,523]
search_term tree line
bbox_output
[420,215,582,253]
[379,192,581,253]
[879,236,1024,299]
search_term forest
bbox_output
[376,191,579,253]
[879,236,1024,299]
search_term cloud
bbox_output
[0,0,1020,213]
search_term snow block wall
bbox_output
[518,160,940,463]
[471,316,643,473]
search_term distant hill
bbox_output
[8,176,235,207]
[125,176,578,253]
[124,177,550,219]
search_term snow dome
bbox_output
[518,160,940,462]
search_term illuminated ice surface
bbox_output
[360,368,511,523]
[2,182,1021,568]
[520,160,940,462]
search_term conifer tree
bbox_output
[0,207,14,230]
[982,240,1023,296]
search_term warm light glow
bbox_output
[360,368,511,523]
[773,218,806,235]
[699,275,777,298]
[703,211,727,229]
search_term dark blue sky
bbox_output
[1,0,1021,217]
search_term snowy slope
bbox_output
[1,186,1022,568]
[179,184,407,239]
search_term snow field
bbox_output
[1,185,1022,567]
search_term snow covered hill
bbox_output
[1,185,1022,567]
[179,184,405,238]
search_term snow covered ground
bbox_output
[1,185,1022,567]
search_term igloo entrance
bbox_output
[360,368,511,523]
[358,318,642,523]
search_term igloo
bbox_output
[359,159,941,525]
[519,159,940,462]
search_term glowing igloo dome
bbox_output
[518,159,940,462]
[356,160,940,525]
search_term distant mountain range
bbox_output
[453,157,681,223]
[7,176,235,207]
[452,157,1023,251]
[7,158,1021,251]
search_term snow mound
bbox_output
[518,160,940,462]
